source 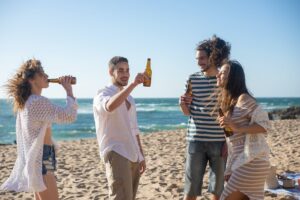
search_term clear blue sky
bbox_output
[0,0,299,98]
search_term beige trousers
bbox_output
[104,151,140,200]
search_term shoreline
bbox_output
[1,104,300,145]
[0,119,300,199]
[1,117,299,146]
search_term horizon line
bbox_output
[1,96,300,100]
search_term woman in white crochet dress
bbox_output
[216,60,270,200]
[1,59,78,200]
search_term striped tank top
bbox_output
[185,72,225,142]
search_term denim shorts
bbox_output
[42,145,57,175]
[184,141,225,197]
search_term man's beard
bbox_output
[115,80,128,87]
[201,64,210,72]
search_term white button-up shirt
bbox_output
[93,84,144,162]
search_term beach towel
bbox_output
[265,172,300,199]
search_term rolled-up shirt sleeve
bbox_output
[93,89,114,114]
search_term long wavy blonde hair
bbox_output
[5,59,44,112]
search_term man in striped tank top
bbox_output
[180,36,231,200]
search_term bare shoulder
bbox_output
[236,93,256,107]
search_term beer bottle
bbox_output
[186,80,192,96]
[143,58,152,87]
[48,77,77,85]
[218,108,233,137]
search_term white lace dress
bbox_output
[0,94,78,192]
[220,97,270,200]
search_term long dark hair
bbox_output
[219,60,254,114]
[5,59,44,112]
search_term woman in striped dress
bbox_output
[216,60,270,200]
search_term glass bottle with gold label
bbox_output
[218,108,234,137]
[48,77,76,85]
[143,58,152,87]
[186,80,192,96]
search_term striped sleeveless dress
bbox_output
[220,97,270,200]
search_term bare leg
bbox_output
[212,194,219,200]
[35,172,58,200]
[225,191,248,200]
[184,195,197,200]
[34,193,41,200]
[184,193,220,200]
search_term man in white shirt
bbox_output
[93,56,146,200]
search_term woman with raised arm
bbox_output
[1,59,78,200]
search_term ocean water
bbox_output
[0,97,300,144]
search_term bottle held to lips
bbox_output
[218,108,234,137]
[143,58,152,87]
[48,77,77,85]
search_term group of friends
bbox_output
[0,35,271,200]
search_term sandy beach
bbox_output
[0,119,299,200]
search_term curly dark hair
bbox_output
[5,59,44,112]
[196,39,212,58]
[209,35,231,68]
[196,35,231,68]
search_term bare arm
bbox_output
[179,94,192,116]
[106,83,137,112]
[236,123,267,134]
[180,103,191,116]
[59,76,75,100]
[219,94,267,134]
[106,73,145,112]
[219,119,267,134]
